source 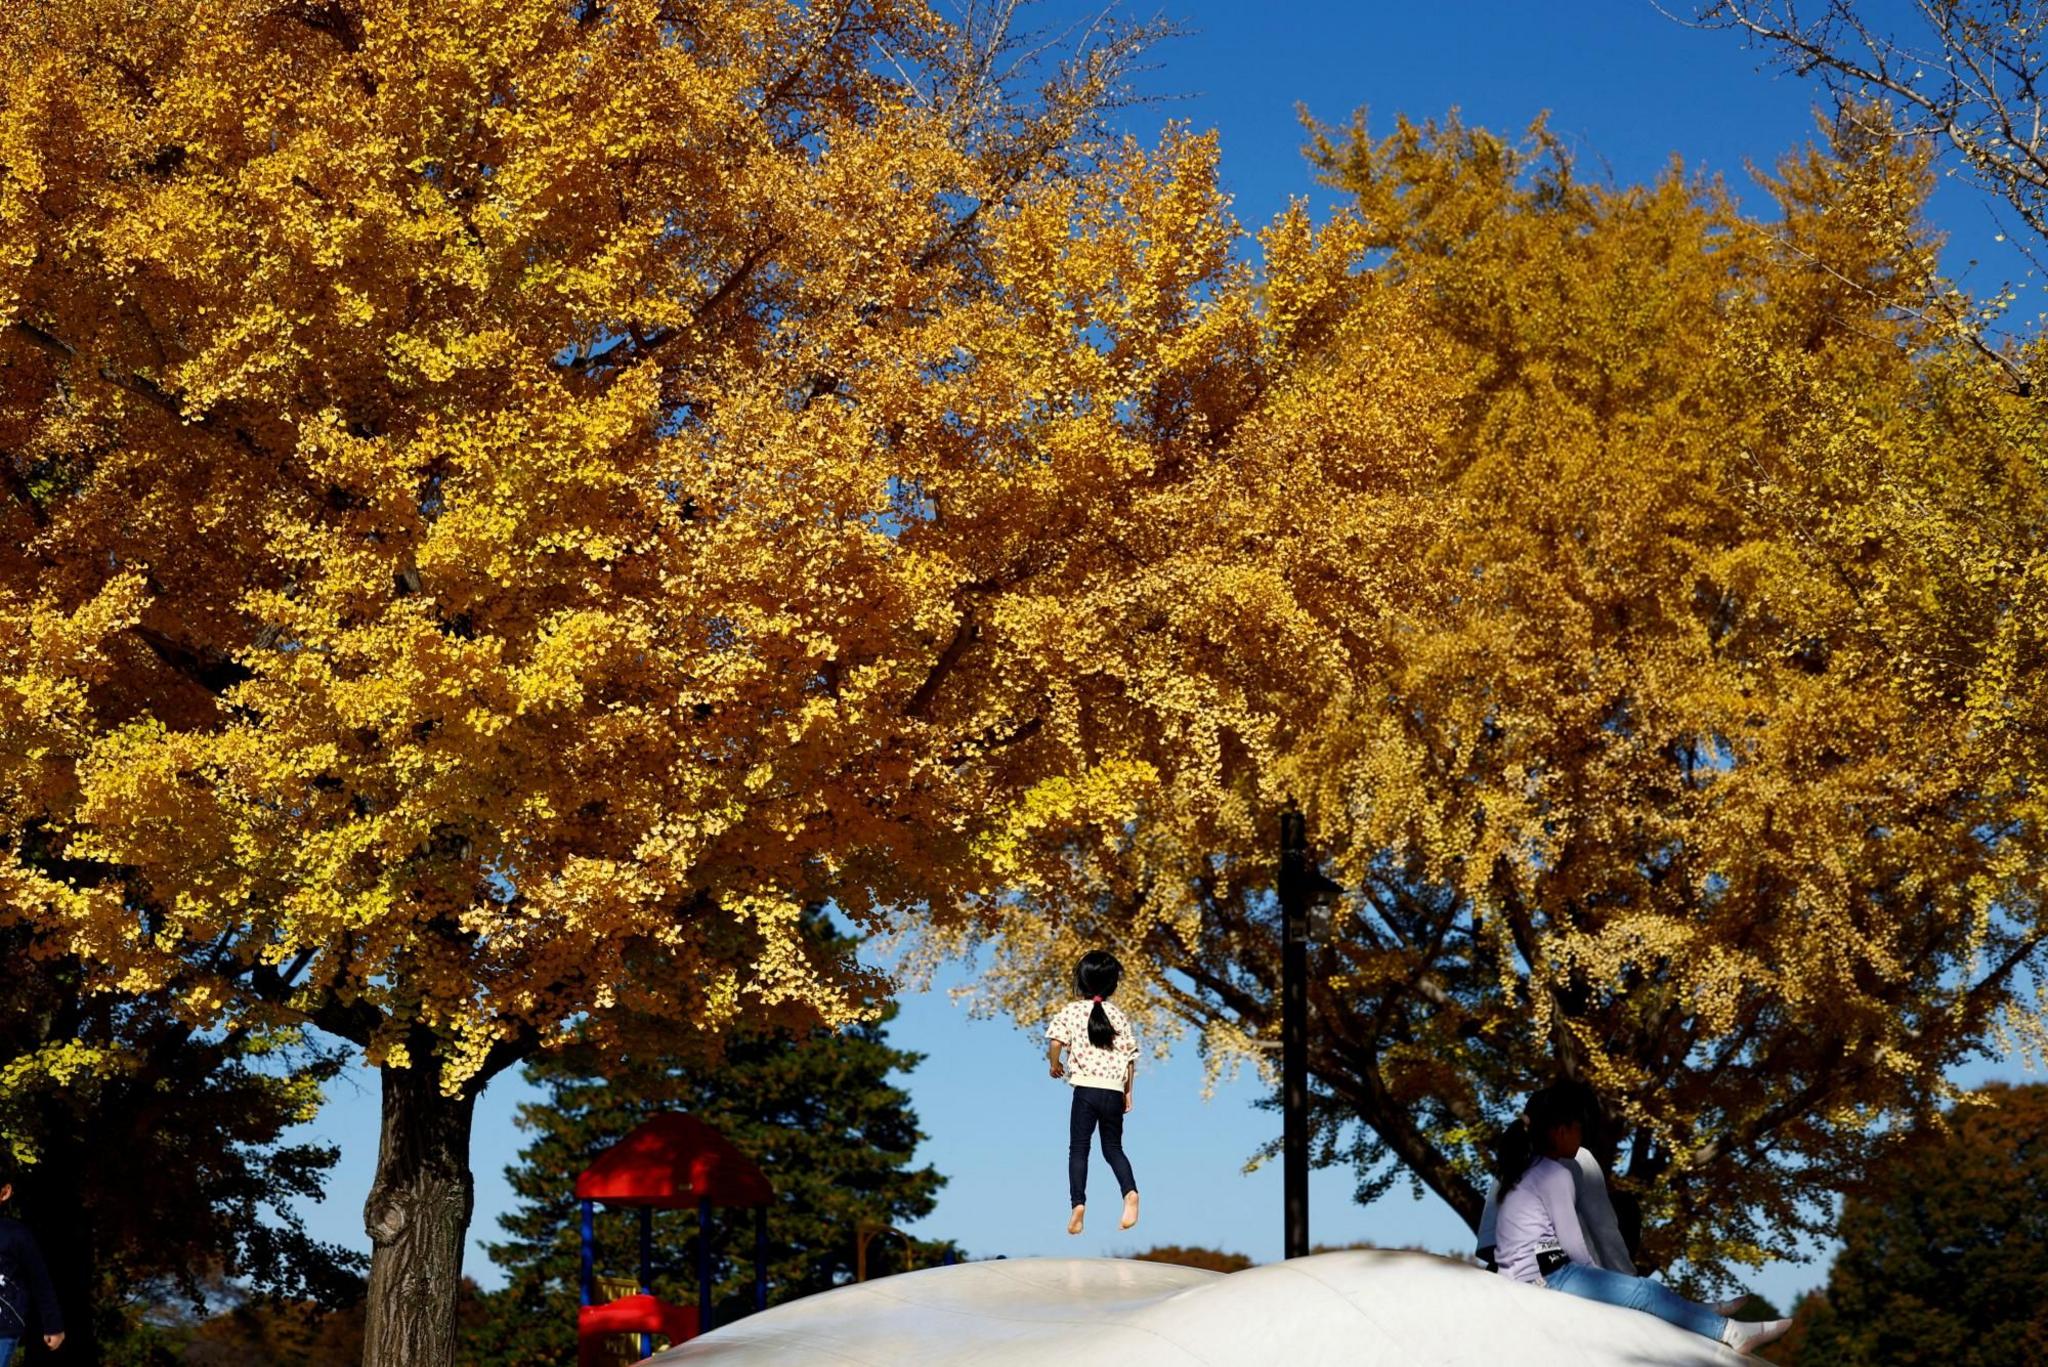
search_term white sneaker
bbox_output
[1712,1293,1753,1317]
[1721,1316,1794,1356]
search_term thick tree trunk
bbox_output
[361,1060,477,1367]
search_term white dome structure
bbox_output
[645,1249,1740,1365]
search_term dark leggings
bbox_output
[1069,1085,1138,1207]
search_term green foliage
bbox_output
[1129,1245,1254,1274]
[0,922,362,1358]
[461,962,954,1366]
[1790,1084,2048,1367]
[98,1279,500,1365]
[1764,1292,1837,1366]
[1734,1293,1785,1323]
[94,1278,371,1366]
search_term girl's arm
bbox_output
[1046,1005,1071,1077]
[1121,1014,1139,1109]
[1538,1163,1597,1267]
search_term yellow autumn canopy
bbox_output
[0,2,1354,1357]
[941,109,2048,1282]
[0,0,1275,1083]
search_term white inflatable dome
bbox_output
[646,1250,1737,1365]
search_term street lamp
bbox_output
[1277,804,1342,1260]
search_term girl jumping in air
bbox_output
[1046,949,1141,1236]
[1492,1086,1793,1356]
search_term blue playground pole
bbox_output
[579,1200,595,1307]
[754,1205,768,1312]
[698,1196,715,1334]
[639,1205,655,1359]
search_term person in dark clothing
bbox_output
[0,1164,65,1361]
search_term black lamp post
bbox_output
[1277,804,1341,1260]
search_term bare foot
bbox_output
[1068,1205,1085,1235]
[1120,1191,1140,1230]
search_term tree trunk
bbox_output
[361,1059,477,1367]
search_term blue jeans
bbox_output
[0,1336,16,1364]
[1546,1261,1725,1341]
[1068,1086,1137,1207]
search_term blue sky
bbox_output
[289,0,2035,1316]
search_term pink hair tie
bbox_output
[1091,995,1103,1003]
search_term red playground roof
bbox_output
[575,1113,774,1209]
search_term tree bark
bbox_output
[361,1059,477,1367]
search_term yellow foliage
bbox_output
[0,1,1263,1105]
[937,108,2048,1282]
[4,0,2040,1297]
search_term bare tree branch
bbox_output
[1692,2,2048,247]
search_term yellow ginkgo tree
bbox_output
[0,1,1297,1361]
[940,108,2048,1286]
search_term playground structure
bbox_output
[643,1250,1737,1366]
[574,1113,774,1366]
[853,1220,923,1283]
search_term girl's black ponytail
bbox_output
[1075,949,1123,1048]
[1493,1116,1538,1195]
[1087,1001,1114,1049]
